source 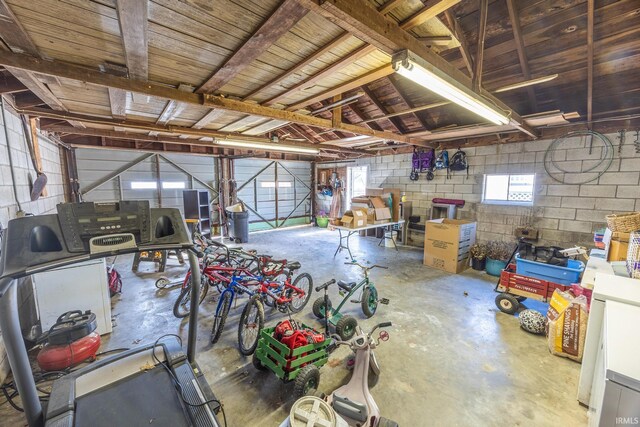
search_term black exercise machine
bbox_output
[0,201,223,427]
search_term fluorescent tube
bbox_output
[216,139,319,154]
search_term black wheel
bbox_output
[287,273,313,313]
[378,417,399,427]
[361,286,378,318]
[293,364,320,399]
[210,292,232,344]
[312,296,332,319]
[495,293,519,315]
[172,280,209,318]
[238,296,264,355]
[252,352,267,371]
[336,316,357,340]
[155,277,170,289]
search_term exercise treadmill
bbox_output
[0,201,222,427]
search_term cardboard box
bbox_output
[423,219,477,274]
[365,188,401,222]
[603,228,630,261]
[341,209,367,229]
[352,196,392,222]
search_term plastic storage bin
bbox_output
[515,254,584,285]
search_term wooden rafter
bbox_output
[264,44,377,106]
[197,0,308,94]
[192,109,225,129]
[103,63,128,120]
[378,0,404,15]
[156,84,195,125]
[347,103,383,131]
[386,75,431,130]
[0,51,413,143]
[361,85,404,133]
[399,0,462,31]
[244,32,352,101]
[505,0,537,112]
[115,0,148,80]
[295,0,535,138]
[587,0,594,124]
[473,0,488,91]
[443,10,474,77]
[286,65,394,111]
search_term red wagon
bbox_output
[495,264,572,314]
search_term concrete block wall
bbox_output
[0,104,67,383]
[323,132,639,248]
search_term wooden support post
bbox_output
[331,94,342,129]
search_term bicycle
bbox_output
[312,263,389,340]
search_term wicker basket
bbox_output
[605,212,640,232]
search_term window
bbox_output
[346,166,367,210]
[483,174,535,205]
[162,181,186,189]
[260,181,291,188]
[130,181,157,190]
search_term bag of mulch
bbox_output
[546,289,589,362]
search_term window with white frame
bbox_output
[130,181,157,190]
[483,174,535,205]
[161,181,186,189]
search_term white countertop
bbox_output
[593,272,640,305]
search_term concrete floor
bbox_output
[1,225,588,426]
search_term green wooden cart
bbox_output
[252,324,332,399]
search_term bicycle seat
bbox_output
[337,280,356,292]
[285,261,301,271]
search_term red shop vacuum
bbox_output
[37,310,101,372]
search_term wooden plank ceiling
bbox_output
[0,0,638,159]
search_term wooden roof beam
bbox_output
[244,32,352,101]
[197,0,308,94]
[286,64,394,111]
[386,75,432,130]
[347,102,383,131]
[443,10,474,77]
[31,110,369,156]
[399,0,462,31]
[263,44,377,106]
[505,0,538,112]
[378,0,404,16]
[192,109,225,129]
[0,51,412,143]
[473,0,488,91]
[361,85,404,133]
[115,0,148,80]
[295,0,535,138]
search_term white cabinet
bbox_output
[32,259,112,335]
[588,301,640,426]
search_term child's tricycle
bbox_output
[252,279,337,399]
[312,263,389,340]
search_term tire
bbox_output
[287,273,313,313]
[238,296,264,356]
[172,280,209,318]
[210,292,232,344]
[377,417,399,427]
[495,293,519,315]
[155,277,170,289]
[293,364,320,399]
[336,316,357,341]
[252,352,267,371]
[312,296,332,319]
[361,286,378,318]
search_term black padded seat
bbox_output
[286,261,301,271]
[337,280,356,292]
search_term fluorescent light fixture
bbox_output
[392,50,510,125]
[494,74,559,93]
[215,139,319,154]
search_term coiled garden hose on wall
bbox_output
[543,130,614,184]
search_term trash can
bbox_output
[227,210,249,243]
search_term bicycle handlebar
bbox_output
[344,262,388,271]
[315,279,336,292]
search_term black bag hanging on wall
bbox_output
[449,149,469,177]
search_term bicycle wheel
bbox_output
[263,273,287,308]
[210,292,232,344]
[172,279,209,319]
[287,273,313,313]
[238,295,264,356]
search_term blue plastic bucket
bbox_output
[515,254,584,285]
[486,258,508,277]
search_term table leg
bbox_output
[346,231,354,261]
[334,229,355,260]
[334,229,343,257]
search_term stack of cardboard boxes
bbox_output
[603,228,630,262]
[340,194,394,229]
